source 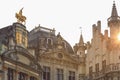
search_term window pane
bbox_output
[43,66,50,80]
[8,68,14,80]
[69,71,75,80]
[57,69,63,80]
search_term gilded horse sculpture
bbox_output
[15,8,26,24]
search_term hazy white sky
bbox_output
[0,0,120,46]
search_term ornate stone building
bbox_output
[0,23,41,80]
[83,2,120,80]
[28,25,86,80]
[0,7,86,80]
[1,1,120,80]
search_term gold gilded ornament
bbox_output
[15,8,26,24]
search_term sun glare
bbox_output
[118,33,120,40]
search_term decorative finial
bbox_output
[15,8,26,25]
[79,27,82,34]
[113,1,116,6]
[113,1,115,4]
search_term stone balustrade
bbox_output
[91,63,120,79]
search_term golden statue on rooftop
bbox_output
[15,8,26,24]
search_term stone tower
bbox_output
[76,34,86,80]
[108,1,120,40]
[13,23,28,48]
[77,34,86,57]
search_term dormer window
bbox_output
[47,38,53,48]
[47,38,52,45]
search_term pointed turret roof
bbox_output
[108,1,120,22]
[111,1,118,17]
[79,34,84,46]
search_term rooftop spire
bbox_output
[79,27,84,46]
[108,1,120,23]
[79,34,84,46]
[111,1,118,17]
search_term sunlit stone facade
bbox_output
[84,2,120,80]
[0,1,120,80]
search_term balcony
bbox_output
[92,63,120,79]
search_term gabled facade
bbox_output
[1,1,120,80]
[85,2,120,80]
[28,25,86,80]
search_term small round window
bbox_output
[58,53,63,58]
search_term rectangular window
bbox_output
[18,72,27,80]
[69,71,75,80]
[30,76,37,80]
[43,66,50,80]
[57,69,63,80]
[89,66,93,78]
[95,63,99,72]
[102,60,106,72]
[8,68,14,80]
[47,39,52,48]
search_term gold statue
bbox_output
[15,8,26,24]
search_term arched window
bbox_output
[47,38,53,48]
[47,39,52,45]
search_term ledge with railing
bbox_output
[91,63,120,79]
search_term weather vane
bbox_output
[79,27,82,34]
[15,8,26,25]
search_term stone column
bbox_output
[4,70,7,80]
[0,71,4,80]
[51,63,55,80]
